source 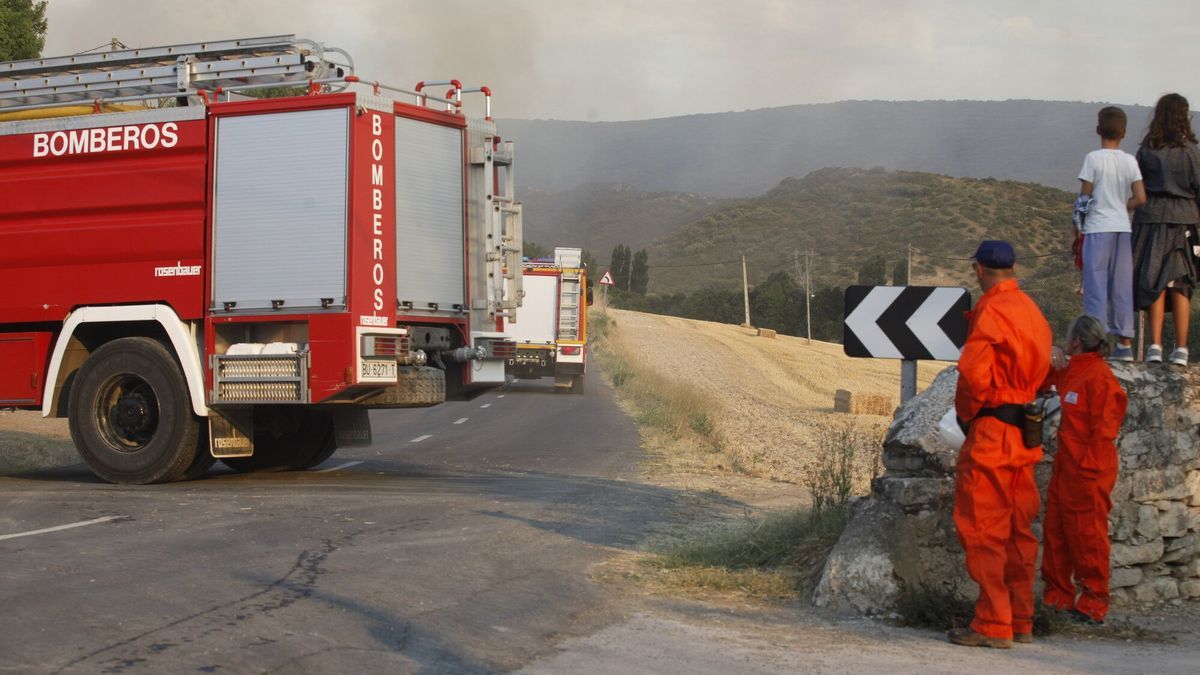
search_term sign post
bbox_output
[842,285,972,404]
[599,269,615,311]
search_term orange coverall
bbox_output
[1041,351,1127,621]
[954,278,1052,640]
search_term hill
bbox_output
[501,99,1150,198]
[645,167,1075,293]
[521,183,723,255]
[629,167,1085,341]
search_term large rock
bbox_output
[814,362,1200,614]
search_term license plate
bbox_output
[360,359,397,380]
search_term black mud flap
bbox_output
[208,407,254,458]
[332,407,372,447]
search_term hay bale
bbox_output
[834,389,894,416]
[757,327,777,339]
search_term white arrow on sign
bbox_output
[844,286,905,359]
[905,287,964,360]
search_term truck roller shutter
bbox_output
[212,108,349,312]
[394,117,465,311]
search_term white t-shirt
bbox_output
[1077,149,1142,234]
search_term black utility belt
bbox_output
[977,404,1025,427]
[973,403,1043,449]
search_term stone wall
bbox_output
[814,363,1200,614]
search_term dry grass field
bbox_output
[599,308,946,484]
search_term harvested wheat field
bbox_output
[602,309,948,483]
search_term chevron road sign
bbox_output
[843,285,972,361]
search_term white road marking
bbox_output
[0,515,122,542]
[316,460,363,473]
[410,434,432,443]
[497,395,505,399]
[454,417,469,425]
[480,403,492,409]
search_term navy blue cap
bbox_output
[971,240,1016,269]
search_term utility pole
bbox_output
[741,254,751,328]
[795,250,810,344]
[804,251,814,344]
[906,243,913,285]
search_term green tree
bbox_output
[857,255,888,285]
[892,257,909,286]
[0,0,48,61]
[242,86,307,99]
[523,240,550,259]
[810,286,847,343]
[750,271,801,335]
[609,244,633,291]
[630,248,650,295]
[581,249,597,273]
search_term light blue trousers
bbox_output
[1082,231,1134,338]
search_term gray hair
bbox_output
[1066,314,1111,356]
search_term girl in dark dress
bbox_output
[1132,93,1200,366]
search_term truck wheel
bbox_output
[572,375,586,395]
[68,337,201,484]
[221,409,336,472]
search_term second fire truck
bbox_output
[504,248,590,393]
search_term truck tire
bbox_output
[571,375,586,395]
[68,337,202,484]
[221,408,336,473]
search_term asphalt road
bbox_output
[0,369,672,673]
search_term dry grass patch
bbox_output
[599,506,847,604]
[591,311,728,471]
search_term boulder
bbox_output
[814,363,1200,613]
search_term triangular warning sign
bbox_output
[599,271,615,286]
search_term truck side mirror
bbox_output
[586,278,595,306]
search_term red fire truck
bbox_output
[0,36,523,483]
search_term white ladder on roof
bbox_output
[0,35,352,111]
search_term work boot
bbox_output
[1013,632,1033,644]
[946,627,1013,649]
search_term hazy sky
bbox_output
[40,0,1200,121]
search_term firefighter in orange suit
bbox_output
[948,240,1052,649]
[1041,315,1128,624]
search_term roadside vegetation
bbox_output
[590,311,726,468]
[590,314,882,602]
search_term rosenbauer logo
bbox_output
[32,122,179,158]
[154,261,201,277]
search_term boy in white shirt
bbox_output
[1076,106,1147,361]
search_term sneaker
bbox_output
[1109,346,1134,362]
[1013,632,1034,644]
[1169,348,1189,366]
[1146,344,1163,363]
[946,627,1013,649]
